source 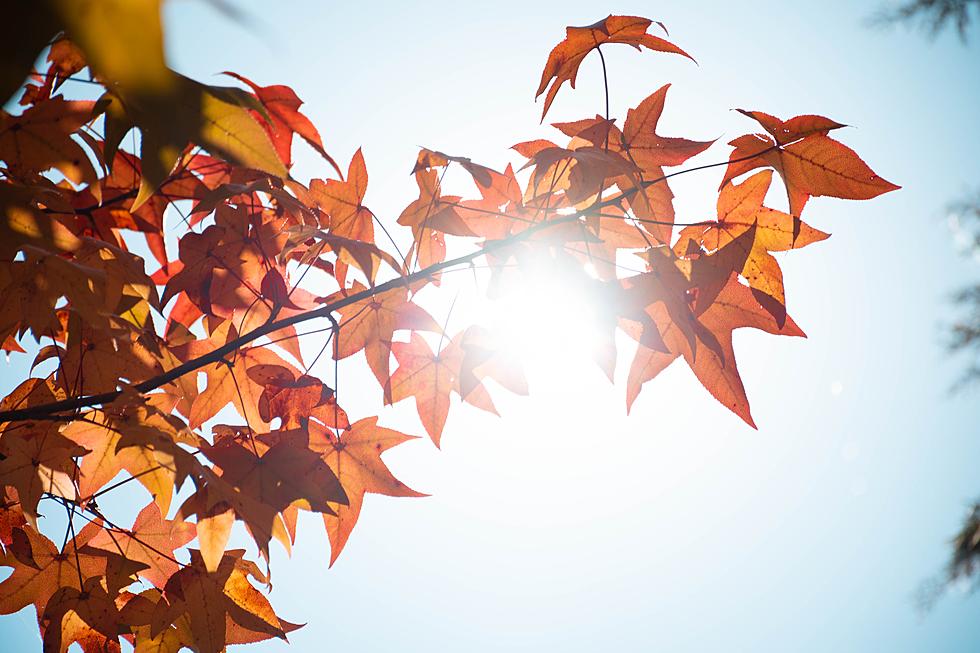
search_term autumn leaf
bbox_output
[0,96,98,187]
[74,149,206,267]
[308,148,374,241]
[721,109,900,215]
[40,577,122,653]
[223,71,342,175]
[63,411,177,515]
[735,110,847,146]
[203,433,348,517]
[619,244,718,363]
[513,141,632,206]
[148,549,293,653]
[0,422,85,524]
[412,147,496,190]
[398,168,476,259]
[53,314,163,396]
[0,181,82,259]
[0,493,27,550]
[172,320,298,430]
[182,431,348,570]
[247,365,345,429]
[617,84,711,242]
[622,84,713,169]
[179,470,283,574]
[389,333,459,447]
[52,0,171,96]
[329,282,439,400]
[536,15,693,120]
[87,502,195,589]
[306,418,424,566]
[627,275,805,426]
[10,0,222,212]
[676,170,830,325]
[0,521,108,619]
[161,205,294,319]
[45,38,86,93]
[301,227,401,285]
[123,74,289,209]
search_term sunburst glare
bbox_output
[465,248,610,384]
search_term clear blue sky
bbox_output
[3,1,980,651]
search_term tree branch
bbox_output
[0,147,775,423]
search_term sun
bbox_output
[462,248,611,385]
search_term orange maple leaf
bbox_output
[223,71,342,175]
[309,148,374,242]
[148,549,293,653]
[308,418,424,566]
[0,96,98,187]
[627,275,805,426]
[535,15,693,120]
[389,333,460,447]
[0,522,107,619]
[721,109,900,215]
[676,170,830,326]
[86,502,195,589]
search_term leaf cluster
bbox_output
[0,7,898,652]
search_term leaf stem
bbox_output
[437,292,460,355]
[596,46,611,150]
